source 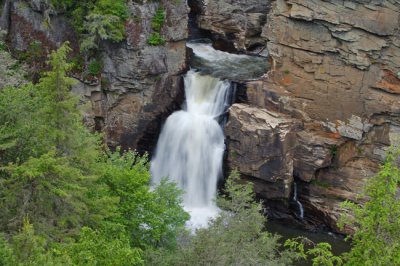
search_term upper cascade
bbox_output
[187,41,269,81]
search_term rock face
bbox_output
[6,1,79,55]
[191,0,271,51]
[220,0,400,232]
[95,0,188,153]
[2,0,189,153]
[225,104,301,199]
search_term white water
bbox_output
[187,42,268,80]
[293,182,304,219]
[151,70,231,229]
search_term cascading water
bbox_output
[293,182,304,219]
[151,40,268,229]
[151,70,231,228]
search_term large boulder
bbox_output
[225,103,301,199]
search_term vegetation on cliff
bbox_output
[51,0,128,53]
[148,7,166,46]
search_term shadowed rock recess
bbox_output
[1,0,399,233]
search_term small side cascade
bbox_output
[293,182,304,220]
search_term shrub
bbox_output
[88,59,102,76]
[145,171,300,265]
[147,32,165,46]
[151,8,165,32]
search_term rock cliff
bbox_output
[1,0,189,154]
[216,0,400,232]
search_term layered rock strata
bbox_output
[222,0,400,232]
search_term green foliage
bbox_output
[50,0,75,9]
[49,0,128,53]
[311,179,330,188]
[87,59,102,76]
[100,150,189,249]
[64,227,142,266]
[147,7,166,46]
[151,8,165,32]
[70,56,84,73]
[0,30,7,51]
[80,13,125,53]
[23,41,44,63]
[0,151,115,239]
[10,220,66,266]
[147,32,165,46]
[285,238,343,266]
[0,219,75,266]
[0,42,190,265]
[0,43,97,164]
[16,41,45,81]
[145,171,300,266]
[0,234,14,266]
[93,0,128,20]
[0,83,42,163]
[339,148,400,265]
[330,145,338,157]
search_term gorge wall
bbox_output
[193,0,400,232]
[1,0,400,233]
[0,0,188,154]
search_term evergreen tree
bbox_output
[99,149,189,249]
[339,148,400,265]
[63,227,142,266]
[145,171,301,266]
[0,43,116,238]
[0,42,189,264]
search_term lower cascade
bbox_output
[151,70,231,228]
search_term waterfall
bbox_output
[151,70,231,228]
[293,182,304,219]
